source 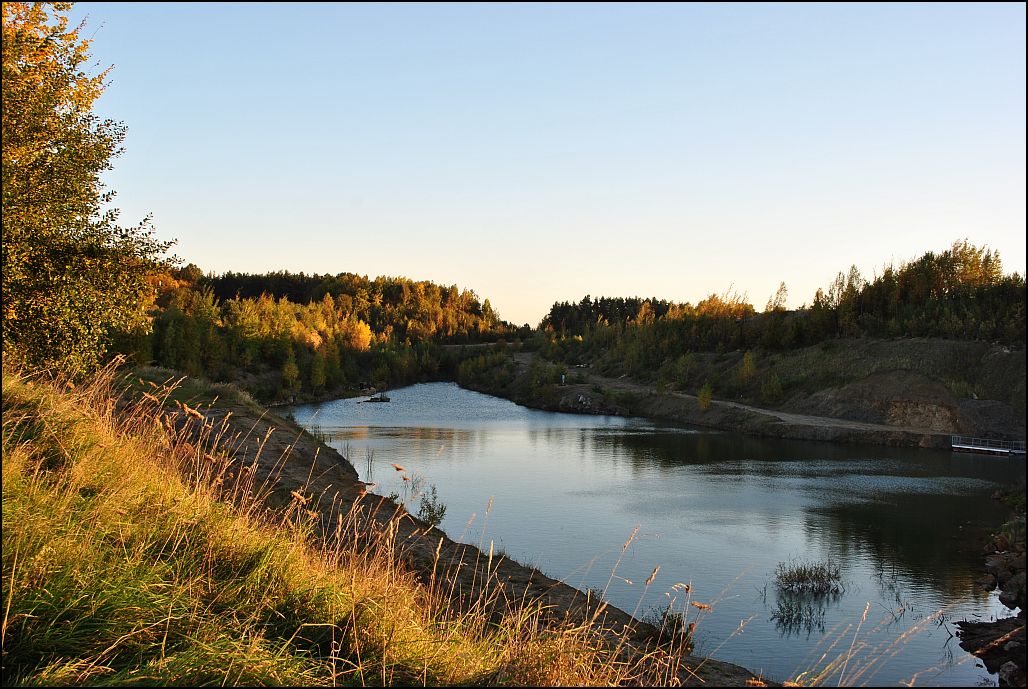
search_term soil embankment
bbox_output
[177,398,769,687]
[459,339,1025,448]
[463,352,957,448]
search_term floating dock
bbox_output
[951,435,1026,456]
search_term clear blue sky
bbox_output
[71,2,1025,326]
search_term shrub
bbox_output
[697,382,713,412]
[760,372,784,404]
[737,351,757,384]
[416,484,447,528]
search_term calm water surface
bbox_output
[288,382,1021,686]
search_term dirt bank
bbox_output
[463,351,965,448]
[456,336,1027,447]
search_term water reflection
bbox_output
[586,427,1016,482]
[808,493,1004,600]
[769,589,844,638]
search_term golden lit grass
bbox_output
[1,363,689,686]
[783,599,981,687]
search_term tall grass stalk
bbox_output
[787,602,971,686]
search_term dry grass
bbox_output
[784,601,970,687]
[1,362,694,686]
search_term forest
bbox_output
[113,266,522,401]
[107,238,1026,405]
[537,240,1026,381]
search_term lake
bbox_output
[287,382,1021,686]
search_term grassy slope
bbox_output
[1,366,690,687]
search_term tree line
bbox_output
[536,240,1025,380]
[115,267,517,401]
[200,269,510,343]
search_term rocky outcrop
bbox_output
[957,616,1025,686]
[958,399,1028,441]
[983,533,1026,614]
[556,390,623,415]
[781,370,969,432]
[959,499,1026,688]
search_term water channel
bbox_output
[287,382,1021,686]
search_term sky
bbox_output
[69,2,1025,326]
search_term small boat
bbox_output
[364,394,390,403]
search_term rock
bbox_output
[1004,640,1023,654]
[1010,552,1026,572]
[998,572,1025,611]
[995,534,1011,551]
[999,660,1025,687]
[987,554,1016,583]
[976,573,998,590]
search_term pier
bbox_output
[951,435,1026,456]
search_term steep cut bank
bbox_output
[457,337,1026,448]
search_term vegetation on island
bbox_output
[773,559,844,596]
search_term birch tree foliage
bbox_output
[2,2,174,375]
